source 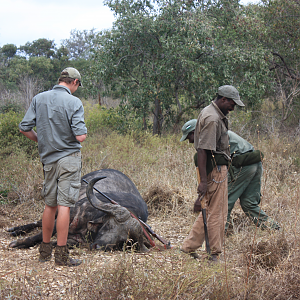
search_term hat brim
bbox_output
[180,134,188,142]
[233,99,245,107]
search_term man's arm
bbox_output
[197,148,208,196]
[20,129,38,142]
[76,134,87,143]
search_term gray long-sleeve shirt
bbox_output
[19,85,87,164]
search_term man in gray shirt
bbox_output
[19,67,87,266]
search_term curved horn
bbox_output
[86,176,120,215]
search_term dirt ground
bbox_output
[0,201,195,299]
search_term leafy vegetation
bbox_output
[0,111,38,158]
[1,0,300,133]
[86,0,270,134]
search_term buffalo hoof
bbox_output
[139,244,150,253]
[9,240,18,248]
[7,232,17,236]
[6,227,26,236]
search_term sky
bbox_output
[0,0,116,48]
[0,0,260,48]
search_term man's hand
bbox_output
[76,134,87,142]
[19,129,38,142]
[193,194,203,213]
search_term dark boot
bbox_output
[208,254,219,263]
[180,248,199,259]
[54,245,82,267]
[39,242,52,262]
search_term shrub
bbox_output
[0,101,23,114]
[84,104,146,135]
[0,111,38,158]
[85,105,126,134]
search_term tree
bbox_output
[260,0,300,123]
[18,75,44,109]
[62,29,99,60]
[1,44,17,59]
[19,38,56,58]
[88,0,270,134]
[89,0,219,134]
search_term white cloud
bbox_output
[0,0,115,47]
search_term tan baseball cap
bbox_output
[218,85,244,107]
[60,67,83,87]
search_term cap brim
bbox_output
[233,99,245,107]
[180,134,188,142]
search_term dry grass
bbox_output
[1,117,300,299]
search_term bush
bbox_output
[84,104,145,135]
[0,111,38,158]
[0,102,23,114]
[85,105,125,134]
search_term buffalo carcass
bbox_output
[8,169,150,252]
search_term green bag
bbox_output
[194,149,264,178]
[194,151,229,176]
[231,150,264,168]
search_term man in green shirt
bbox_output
[180,119,280,233]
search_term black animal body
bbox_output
[8,169,149,252]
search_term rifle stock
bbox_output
[138,218,172,249]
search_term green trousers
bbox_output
[226,162,279,230]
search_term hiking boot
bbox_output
[54,245,82,267]
[39,242,52,262]
[180,248,199,259]
[208,254,219,263]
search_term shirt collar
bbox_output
[52,85,71,94]
[212,101,227,120]
[211,101,228,128]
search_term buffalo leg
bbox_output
[9,224,57,249]
[6,221,42,236]
[9,231,43,249]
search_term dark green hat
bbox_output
[180,119,197,142]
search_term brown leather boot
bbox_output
[180,248,199,259]
[39,242,52,262]
[54,245,82,267]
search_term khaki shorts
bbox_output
[41,152,82,207]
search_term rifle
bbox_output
[195,167,211,255]
[82,179,172,249]
[138,218,172,249]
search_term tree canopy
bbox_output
[1,0,300,133]
[86,0,271,133]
